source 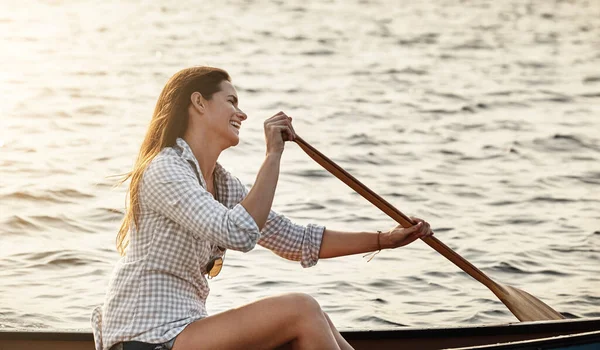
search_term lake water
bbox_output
[1,0,599,332]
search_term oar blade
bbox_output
[497,284,565,321]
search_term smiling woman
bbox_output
[91,66,433,350]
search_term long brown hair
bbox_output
[117,66,231,255]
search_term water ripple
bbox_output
[1,0,598,332]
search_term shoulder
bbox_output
[144,147,195,184]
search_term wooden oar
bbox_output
[293,135,564,322]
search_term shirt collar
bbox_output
[175,137,226,188]
[175,137,198,165]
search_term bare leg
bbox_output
[172,293,340,350]
[323,313,354,350]
[274,313,352,350]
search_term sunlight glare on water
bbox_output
[0,0,599,331]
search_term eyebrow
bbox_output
[228,95,238,104]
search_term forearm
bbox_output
[319,229,387,259]
[240,153,281,230]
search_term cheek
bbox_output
[218,102,235,114]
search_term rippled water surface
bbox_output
[1,0,599,331]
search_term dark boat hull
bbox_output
[1,317,599,350]
[452,330,600,349]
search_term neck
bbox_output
[182,129,224,184]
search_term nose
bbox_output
[237,108,248,121]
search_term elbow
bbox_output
[225,204,261,252]
[226,221,259,252]
[238,237,257,252]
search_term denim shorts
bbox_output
[109,337,176,350]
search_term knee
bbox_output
[281,293,330,337]
[284,293,323,317]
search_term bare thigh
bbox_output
[172,293,338,350]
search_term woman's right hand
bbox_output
[264,111,296,155]
[241,112,295,231]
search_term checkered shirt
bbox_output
[91,138,325,350]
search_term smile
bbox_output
[230,121,241,129]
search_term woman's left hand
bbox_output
[383,217,433,249]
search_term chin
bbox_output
[228,135,240,147]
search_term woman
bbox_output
[91,66,433,350]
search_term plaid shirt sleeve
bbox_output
[142,155,260,251]
[229,177,325,268]
[259,212,325,268]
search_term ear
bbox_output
[190,92,206,114]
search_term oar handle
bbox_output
[294,135,500,291]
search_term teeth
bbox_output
[230,121,241,129]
